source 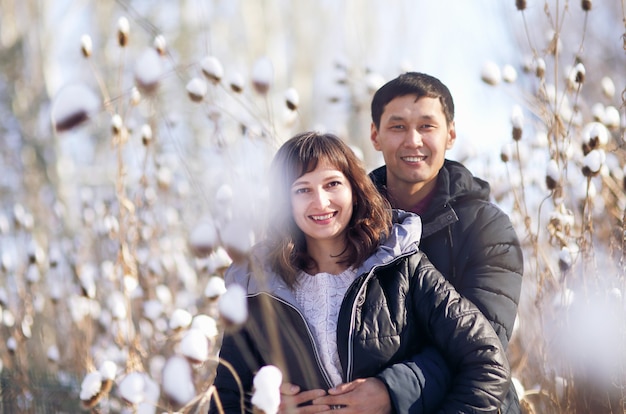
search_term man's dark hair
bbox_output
[371,72,455,129]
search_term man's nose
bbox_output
[405,129,423,147]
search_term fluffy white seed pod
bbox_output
[78,263,97,298]
[583,149,605,176]
[204,247,233,274]
[252,57,273,94]
[27,239,46,265]
[546,159,560,190]
[141,124,152,146]
[80,371,104,407]
[162,356,196,406]
[201,56,224,84]
[229,72,245,93]
[156,284,173,306]
[480,61,501,86]
[134,48,163,93]
[252,365,283,414]
[154,34,166,55]
[130,87,141,106]
[51,83,100,132]
[143,299,163,321]
[535,57,546,78]
[219,219,255,262]
[107,291,127,320]
[502,64,518,83]
[188,217,219,258]
[191,314,218,338]
[218,284,248,327]
[558,247,573,272]
[169,308,193,331]
[284,87,300,111]
[591,103,605,121]
[99,360,118,381]
[582,122,609,148]
[81,34,93,58]
[603,106,620,130]
[511,105,524,129]
[500,143,513,163]
[601,76,615,98]
[186,77,208,102]
[156,166,172,190]
[111,114,123,135]
[511,105,524,140]
[179,328,209,363]
[117,17,130,47]
[204,275,227,299]
[118,371,145,405]
[25,264,40,284]
[570,62,585,85]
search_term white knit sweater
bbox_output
[293,267,358,387]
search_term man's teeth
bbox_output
[403,156,425,162]
[312,213,334,220]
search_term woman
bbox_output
[209,132,509,413]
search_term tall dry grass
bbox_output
[0,1,623,413]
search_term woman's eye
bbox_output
[294,188,308,194]
[327,181,340,188]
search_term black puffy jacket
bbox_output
[370,160,524,413]
[209,211,510,413]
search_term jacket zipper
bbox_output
[344,249,417,382]
[257,292,334,389]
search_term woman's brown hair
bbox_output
[266,131,392,287]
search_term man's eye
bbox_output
[294,188,308,194]
[391,125,404,130]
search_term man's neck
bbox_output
[386,179,436,212]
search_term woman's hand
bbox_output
[311,378,392,414]
[279,383,329,413]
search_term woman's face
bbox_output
[290,160,353,245]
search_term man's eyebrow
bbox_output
[387,115,406,122]
[387,114,437,121]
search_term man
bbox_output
[369,71,523,412]
[281,72,523,413]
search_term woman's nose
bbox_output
[312,189,330,208]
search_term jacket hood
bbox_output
[224,210,422,303]
[440,159,490,205]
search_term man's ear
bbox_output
[446,121,457,150]
[370,122,382,151]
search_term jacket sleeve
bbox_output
[455,201,523,348]
[378,256,510,413]
[376,345,451,414]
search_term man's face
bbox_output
[371,95,456,194]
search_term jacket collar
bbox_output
[369,160,490,237]
[224,210,422,302]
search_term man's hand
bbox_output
[311,377,392,413]
[278,383,329,414]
